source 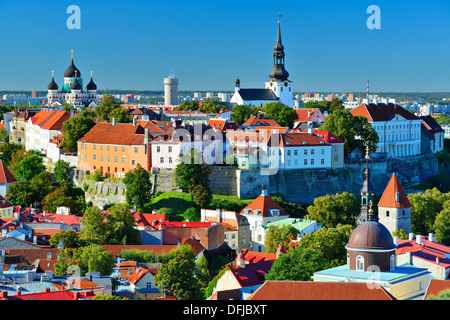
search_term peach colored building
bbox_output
[77,120,165,177]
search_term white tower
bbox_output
[264,21,294,108]
[164,69,179,106]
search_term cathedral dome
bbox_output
[346,220,396,251]
[47,72,58,90]
[71,77,82,91]
[86,72,97,91]
[64,51,81,78]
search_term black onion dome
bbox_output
[64,53,81,78]
[86,76,97,91]
[47,74,58,90]
[71,79,81,90]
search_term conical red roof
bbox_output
[0,160,16,184]
[377,173,411,208]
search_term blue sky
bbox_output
[0,0,449,92]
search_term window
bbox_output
[321,159,324,165]
[157,146,160,153]
[131,160,135,165]
[47,252,52,259]
[100,145,103,151]
[294,150,298,156]
[146,282,152,289]
[294,159,298,166]
[100,155,103,163]
[347,254,350,268]
[287,150,291,156]
[122,156,125,164]
[93,154,96,160]
[85,154,88,160]
[356,256,364,271]
[311,149,314,155]
[321,149,324,155]
[390,254,395,271]
[93,144,96,150]
[304,150,308,155]
[114,156,117,164]
[107,145,110,151]
[311,159,314,165]
[134,147,138,153]
[304,159,307,165]
[107,156,110,163]
[168,146,172,153]
[122,146,125,152]
[386,211,390,217]
[115,146,117,152]
[169,157,172,164]
[160,157,164,163]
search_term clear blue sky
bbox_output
[0,0,449,92]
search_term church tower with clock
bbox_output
[264,21,294,108]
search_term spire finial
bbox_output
[90,70,93,78]
[52,70,54,78]
[74,70,78,79]
[71,49,74,60]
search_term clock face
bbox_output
[270,82,273,87]
[284,82,288,87]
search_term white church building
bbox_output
[230,21,294,108]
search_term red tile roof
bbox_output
[40,110,70,131]
[127,266,157,284]
[269,132,331,148]
[0,194,13,209]
[0,160,16,184]
[240,192,289,217]
[350,103,419,122]
[78,122,146,145]
[243,116,281,127]
[247,281,396,300]
[226,260,274,288]
[396,237,450,268]
[425,279,450,299]
[311,130,345,144]
[295,108,323,123]
[377,173,411,208]
[5,290,95,300]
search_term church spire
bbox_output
[356,146,374,226]
[268,21,289,82]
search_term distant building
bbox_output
[164,70,179,106]
[420,115,445,155]
[351,100,422,158]
[0,160,16,198]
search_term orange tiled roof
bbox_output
[350,103,419,122]
[377,173,411,208]
[78,122,146,146]
[40,110,70,131]
[295,108,322,123]
[240,192,289,217]
[243,116,280,127]
[247,281,396,300]
[425,279,450,299]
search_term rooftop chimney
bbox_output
[394,236,399,246]
[409,233,414,240]
[133,116,137,126]
[428,233,434,242]
[111,118,117,126]
[416,235,423,245]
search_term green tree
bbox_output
[175,148,212,205]
[41,184,81,215]
[265,246,328,281]
[433,200,450,246]
[262,102,298,128]
[91,294,129,300]
[106,203,140,245]
[175,100,199,111]
[0,142,23,166]
[49,230,82,249]
[192,184,213,208]
[264,224,299,254]
[54,159,72,184]
[408,188,450,235]
[15,154,45,181]
[183,207,200,222]
[95,93,121,121]
[195,253,211,288]
[77,244,115,276]
[30,171,56,205]
[79,207,108,245]
[230,104,255,125]
[200,99,223,113]
[123,163,152,211]
[109,107,132,123]
[157,207,180,221]
[60,115,96,153]
[319,108,379,154]
[392,229,409,240]
[307,192,359,228]
[154,244,204,300]
[298,224,354,267]
[5,180,33,207]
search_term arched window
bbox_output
[390,254,395,271]
[347,254,350,269]
[356,255,364,271]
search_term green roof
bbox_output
[263,218,320,233]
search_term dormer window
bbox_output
[270,209,280,216]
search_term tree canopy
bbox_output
[262,102,298,128]
[123,163,152,212]
[60,115,96,153]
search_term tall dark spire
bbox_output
[268,21,289,82]
[356,146,375,226]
